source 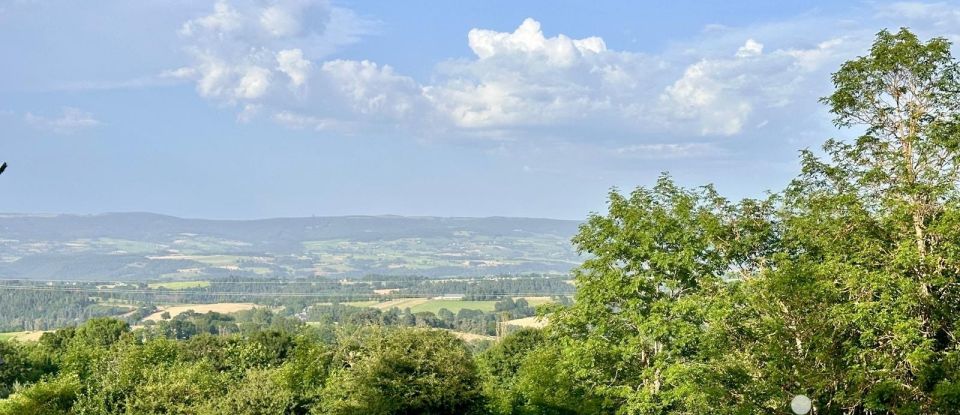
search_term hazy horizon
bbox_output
[0,210,585,222]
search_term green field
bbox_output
[343,300,380,308]
[0,331,47,342]
[409,300,498,314]
[148,280,211,290]
[521,296,555,307]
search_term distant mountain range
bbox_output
[0,213,583,280]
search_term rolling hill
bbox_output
[0,213,582,280]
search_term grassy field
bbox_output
[0,331,49,342]
[141,303,260,322]
[504,316,549,328]
[410,299,499,314]
[521,296,555,307]
[343,300,380,308]
[148,280,211,290]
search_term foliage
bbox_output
[516,27,960,414]
[318,327,482,415]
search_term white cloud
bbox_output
[423,19,663,133]
[781,38,845,72]
[736,39,764,58]
[466,18,606,66]
[25,107,101,134]
[234,66,271,99]
[661,59,753,136]
[321,60,423,119]
[276,48,311,88]
[171,4,960,157]
[260,5,301,37]
[180,0,242,37]
[173,0,372,104]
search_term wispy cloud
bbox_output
[24,107,101,134]
[614,143,721,160]
[45,75,187,93]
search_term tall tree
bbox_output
[774,28,960,412]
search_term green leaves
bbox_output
[531,28,960,415]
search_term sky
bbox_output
[2,1,960,220]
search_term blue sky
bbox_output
[1,1,959,220]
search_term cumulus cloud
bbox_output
[422,18,656,134]
[466,18,606,65]
[171,2,960,157]
[276,48,311,88]
[661,59,753,136]
[736,39,764,58]
[25,107,101,134]
[321,60,422,119]
[172,0,374,104]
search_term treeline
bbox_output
[394,277,574,299]
[0,289,131,332]
[301,296,557,336]
[0,316,513,414]
[0,275,573,332]
[138,308,308,341]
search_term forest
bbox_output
[4,28,960,414]
[0,274,572,332]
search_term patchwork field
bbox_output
[147,280,211,290]
[0,213,582,280]
[142,303,260,322]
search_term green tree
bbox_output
[318,327,482,415]
[765,28,960,412]
[123,362,225,414]
[544,177,774,413]
[201,368,292,415]
[535,28,960,414]
[478,329,545,414]
[0,374,80,415]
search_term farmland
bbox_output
[0,214,581,280]
[0,331,47,342]
[141,303,261,322]
[147,280,211,290]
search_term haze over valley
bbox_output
[0,213,581,280]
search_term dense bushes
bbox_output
[0,318,490,415]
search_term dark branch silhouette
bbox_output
[0,162,6,176]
